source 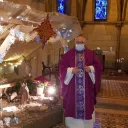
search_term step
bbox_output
[96,103,128,111]
[97,97,128,106]
[95,107,128,115]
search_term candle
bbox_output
[110,47,112,51]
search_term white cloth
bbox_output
[64,66,95,85]
[65,111,95,128]
[64,67,74,85]
[92,110,95,123]
[65,117,94,128]
[88,66,95,84]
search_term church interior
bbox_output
[0,0,128,127]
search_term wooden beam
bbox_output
[117,0,121,21]
[76,0,87,21]
[82,0,87,21]
[65,0,72,15]
[79,21,128,25]
[122,0,128,21]
[115,24,122,63]
[0,24,15,40]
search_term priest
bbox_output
[59,36,102,128]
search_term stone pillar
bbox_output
[115,23,123,69]
[76,0,87,21]
[45,0,57,12]
[65,0,72,15]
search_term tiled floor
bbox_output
[53,75,128,128]
[54,112,128,128]
[97,79,128,99]
[94,112,128,128]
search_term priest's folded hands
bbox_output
[72,67,80,74]
[72,66,91,74]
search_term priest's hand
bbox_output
[85,66,91,72]
[72,67,80,74]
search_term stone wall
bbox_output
[83,25,117,68]
[71,0,128,70]
[120,25,128,70]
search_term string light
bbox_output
[0,16,4,21]
[8,16,12,20]
[0,1,82,64]
[4,64,7,67]
[0,25,7,34]
[69,29,72,32]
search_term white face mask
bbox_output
[75,44,85,51]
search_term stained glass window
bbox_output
[58,0,65,14]
[94,0,108,20]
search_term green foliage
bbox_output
[12,79,35,94]
[12,80,21,93]
[37,82,48,88]
[26,79,35,94]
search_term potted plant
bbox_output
[37,82,48,96]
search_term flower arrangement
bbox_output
[36,81,48,96]
[37,82,48,88]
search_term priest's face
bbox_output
[75,36,86,45]
[75,36,86,51]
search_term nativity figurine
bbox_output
[19,78,30,105]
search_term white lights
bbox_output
[63,27,66,29]
[0,16,4,21]
[4,64,7,67]
[0,25,7,34]
[0,27,30,64]
[16,16,22,19]
[69,29,72,32]
[67,40,70,42]
[67,34,70,37]
[9,35,16,44]
[19,32,25,41]
[8,16,12,20]
[0,33,17,63]
[0,25,4,32]
[10,29,15,36]
[0,83,11,89]
[48,86,56,95]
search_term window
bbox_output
[57,0,65,14]
[94,0,108,20]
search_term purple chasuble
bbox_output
[59,48,103,120]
